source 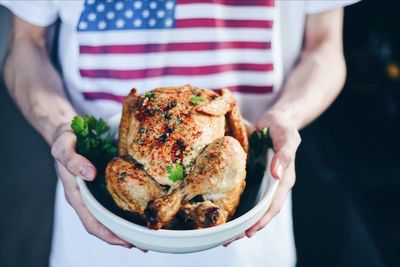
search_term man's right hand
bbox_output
[50,123,140,250]
[4,16,146,252]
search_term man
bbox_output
[1,0,358,266]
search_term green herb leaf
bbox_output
[175,116,184,124]
[166,163,184,182]
[95,118,109,135]
[71,116,89,137]
[70,115,118,170]
[144,92,154,98]
[84,115,97,131]
[119,171,127,181]
[190,96,205,105]
[247,127,273,185]
[261,127,269,139]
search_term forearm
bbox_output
[4,25,76,145]
[269,41,346,129]
[268,8,346,130]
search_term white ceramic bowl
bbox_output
[76,115,278,254]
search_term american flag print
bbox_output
[77,0,276,102]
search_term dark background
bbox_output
[1,1,399,267]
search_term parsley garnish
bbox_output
[247,127,272,183]
[71,115,117,168]
[144,92,154,98]
[190,96,205,105]
[119,171,127,181]
[175,116,184,124]
[145,109,155,116]
[71,116,89,136]
[166,163,184,182]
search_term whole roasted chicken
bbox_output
[106,85,248,229]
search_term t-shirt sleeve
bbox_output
[305,0,361,14]
[0,0,58,27]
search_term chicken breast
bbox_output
[106,85,248,229]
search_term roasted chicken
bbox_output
[106,85,248,229]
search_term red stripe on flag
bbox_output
[176,18,273,28]
[79,41,271,54]
[83,92,125,103]
[80,63,273,79]
[178,0,275,6]
[222,85,273,94]
[82,85,273,102]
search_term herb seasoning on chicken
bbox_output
[106,85,248,229]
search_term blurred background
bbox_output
[1,1,399,267]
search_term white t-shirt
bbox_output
[1,1,358,267]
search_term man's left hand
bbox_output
[224,111,301,246]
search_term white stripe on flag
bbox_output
[175,4,275,20]
[78,28,272,45]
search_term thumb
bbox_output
[51,131,97,180]
[270,135,300,180]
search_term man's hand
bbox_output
[51,123,146,251]
[4,16,146,251]
[224,8,345,247]
[224,111,300,246]
[246,111,300,236]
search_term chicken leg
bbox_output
[145,136,246,229]
[106,157,166,216]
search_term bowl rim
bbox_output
[76,149,278,238]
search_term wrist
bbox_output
[259,109,299,130]
[51,122,74,146]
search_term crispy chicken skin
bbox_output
[106,85,248,229]
[105,157,165,215]
[145,137,246,229]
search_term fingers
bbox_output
[245,163,295,238]
[270,128,300,178]
[51,131,96,181]
[78,201,134,248]
[56,162,147,251]
[274,135,300,166]
[223,232,246,247]
[255,111,301,181]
